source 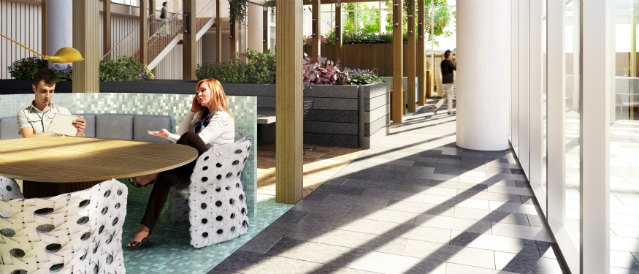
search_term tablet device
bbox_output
[47,113,78,136]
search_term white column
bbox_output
[47,0,73,68]
[247,3,263,52]
[581,0,612,272]
[456,0,510,151]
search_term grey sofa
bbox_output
[0,114,172,142]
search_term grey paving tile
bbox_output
[446,262,520,274]
[238,231,283,254]
[449,231,539,255]
[611,250,639,269]
[348,251,446,274]
[213,250,267,272]
[491,223,552,242]
[495,250,566,274]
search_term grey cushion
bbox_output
[0,117,20,139]
[96,114,133,140]
[74,114,96,138]
[133,115,171,142]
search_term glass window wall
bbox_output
[564,0,581,242]
[610,1,639,272]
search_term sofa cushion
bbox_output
[96,114,133,140]
[133,115,171,142]
[0,117,20,139]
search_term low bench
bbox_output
[256,107,276,125]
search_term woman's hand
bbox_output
[190,96,203,113]
[147,128,170,140]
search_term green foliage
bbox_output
[345,68,383,86]
[383,0,453,45]
[228,0,248,23]
[196,49,276,84]
[8,57,74,82]
[324,30,406,45]
[8,57,48,81]
[99,56,154,82]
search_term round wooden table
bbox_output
[0,136,198,198]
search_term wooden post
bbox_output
[183,0,196,80]
[139,0,148,64]
[392,0,403,123]
[72,0,99,93]
[42,0,48,57]
[406,0,416,113]
[216,0,222,62]
[416,0,425,106]
[275,0,303,204]
[263,6,269,53]
[311,0,320,58]
[149,0,156,35]
[335,2,342,63]
[103,0,111,57]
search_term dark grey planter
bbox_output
[224,82,390,148]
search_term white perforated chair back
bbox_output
[0,179,128,274]
[0,176,23,201]
[187,137,252,248]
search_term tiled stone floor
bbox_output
[211,107,569,274]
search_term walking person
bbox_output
[159,2,169,36]
[434,49,456,115]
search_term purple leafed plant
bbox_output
[302,56,349,87]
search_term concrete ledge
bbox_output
[306,110,358,123]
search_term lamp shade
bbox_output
[45,47,84,63]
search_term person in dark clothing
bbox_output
[435,49,456,115]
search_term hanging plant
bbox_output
[229,0,248,23]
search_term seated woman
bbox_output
[126,78,235,248]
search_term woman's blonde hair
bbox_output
[196,78,230,116]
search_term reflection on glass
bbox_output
[564,0,581,241]
[542,0,547,194]
[610,0,639,272]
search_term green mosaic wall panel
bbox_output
[0,93,257,217]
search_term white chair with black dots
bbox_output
[0,179,128,274]
[170,136,252,248]
[0,176,23,201]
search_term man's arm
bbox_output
[17,110,54,138]
[19,127,55,138]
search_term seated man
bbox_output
[17,68,86,138]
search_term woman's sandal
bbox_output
[127,177,143,188]
[126,233,152,249]
[127,177,157,188]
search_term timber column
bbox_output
[311,0,321,59]
[183,0,196,80]
[456,0,509,150]
[391,0,403,123]
[275,0,303,204]
[72,0,99,93]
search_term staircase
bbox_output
[103,0,217,71]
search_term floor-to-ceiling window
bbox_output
[564,0,581,242]
[610,1,639,272]
[540,0,548,215]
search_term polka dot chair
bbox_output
[170,136,252,248]
[0,178,128,274]
[0,176,23,201]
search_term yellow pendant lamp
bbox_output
[0,33,84,63]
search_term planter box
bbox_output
[223,82,390,148]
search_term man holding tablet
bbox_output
[17,68,86,138]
